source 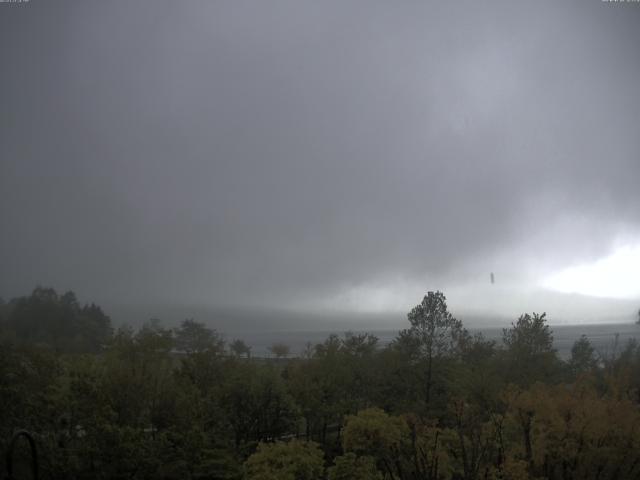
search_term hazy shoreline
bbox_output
[225,322,640,359]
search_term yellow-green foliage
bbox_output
[327,453,382,480]
[342,408,408,458]
[244,440,324,480]
[342,408,455,479]
[504,382,640,479]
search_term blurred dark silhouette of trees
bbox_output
[0,286,111,352]
[174,318,224,353]
[569,335,598,376]
[502,312,561,386]
[269,342,291,359]
[230,338,251,358]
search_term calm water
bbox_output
[230,323,640,359]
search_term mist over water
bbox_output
[227,323,640,359]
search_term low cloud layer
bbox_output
[1,1,639,324]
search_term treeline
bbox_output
[0,287,111,353]
[2,288,640,479]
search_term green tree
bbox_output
[4,287,112,352]
[502,312,560,386]
[286,334,354,443]
[101,324,176,428]
[395,291,468,408]
[456,333,501,411]
[0,344,60,440]
[449,398,499,480]
[568,335,597,377]
[341,331,378,357]
[342,408,408,462]
[503,313,553,354]
[269,342,291,359]
[220,362,299,450]
[342,408,451,479]
[174,318,224,353]
[244,440,324,480]
[229,338,251,358]
[502,382,640,480]
[338,332,381,414]
[327,453,382,480]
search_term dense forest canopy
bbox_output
[2,287,640,479]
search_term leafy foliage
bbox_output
[502,312,561,386]
[394,291,469,411]
[327,453,381,480]
[174,318,224,354]
[3,287,640,480]
[244,440,324,480]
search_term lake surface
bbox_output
[229,323,640,359]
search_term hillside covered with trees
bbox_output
[2,288,640,479]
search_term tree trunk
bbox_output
[425,353,433,406]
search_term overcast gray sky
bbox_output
[1,1,639,327]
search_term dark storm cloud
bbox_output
[1,1,639,317]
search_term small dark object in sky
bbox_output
[490,272,495,284]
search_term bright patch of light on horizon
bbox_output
[543,245,640,299]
